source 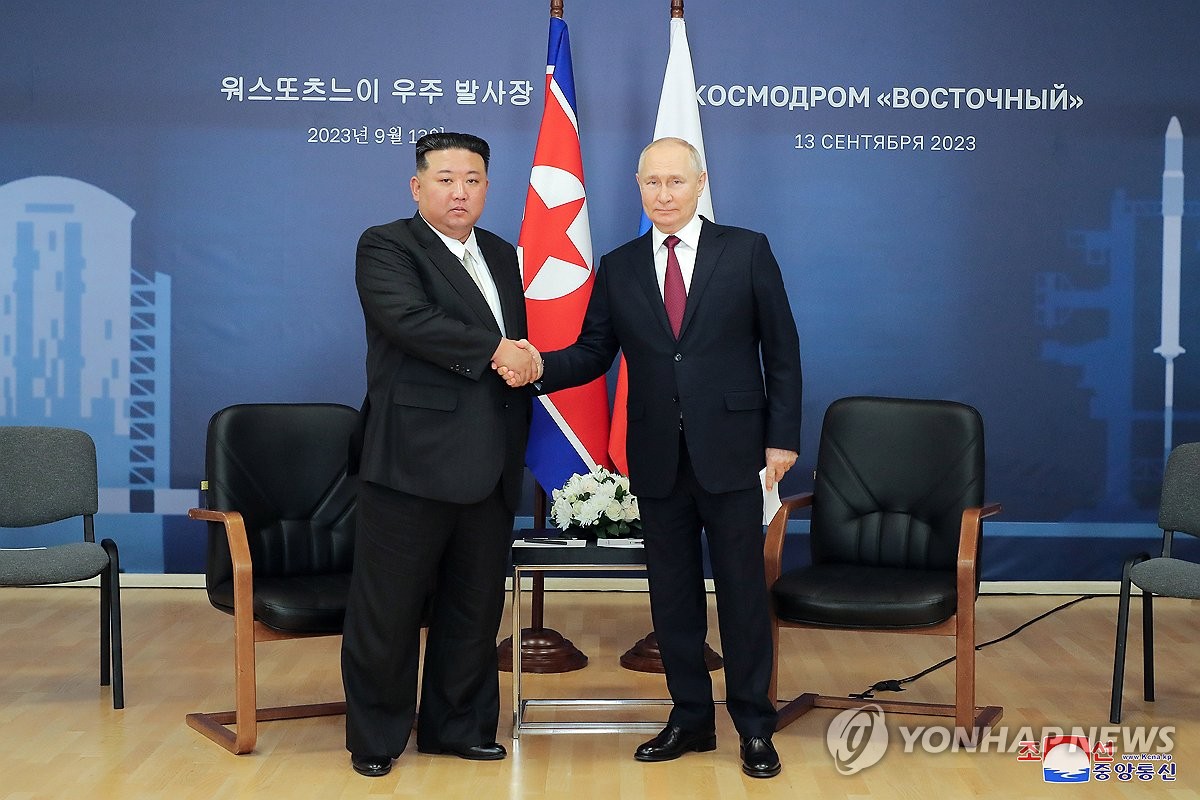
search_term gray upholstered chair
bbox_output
[0,426,124,709]
[1110,441,1200,723]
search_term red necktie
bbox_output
[663,234,686,339]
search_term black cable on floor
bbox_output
[848,594,1100,700]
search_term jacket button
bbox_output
[674,353,682,362]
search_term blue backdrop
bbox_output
[2,1,1198,578]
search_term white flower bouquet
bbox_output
[549,466,641,538]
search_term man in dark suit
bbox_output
[342,132,536,777]
[502,137,801,778]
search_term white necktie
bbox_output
[461,248,485,293]
[462,248,506,334]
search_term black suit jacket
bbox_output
[355,214,531,511]
[541,219,802,499]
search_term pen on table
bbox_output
[524,537,571,544]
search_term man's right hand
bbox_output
[491,338,536,386]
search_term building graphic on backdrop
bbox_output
[1037,118,1199,518]
[0,176,189,571]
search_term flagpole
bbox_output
[620,0,723,676]
[498,0,589,675]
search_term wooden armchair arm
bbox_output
[956,502,1002,600]
[188,507,255,622]
[763,493,814,586]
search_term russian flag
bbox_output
[609,13,715,475]
[519,14,611,494]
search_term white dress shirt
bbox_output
[422,216,507,336]
[650,213,704,298]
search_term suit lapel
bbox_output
[477,233,524,338]
[407,215,500,333]
[680,218,724,339]
[629,232,676,341]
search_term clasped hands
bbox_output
[491,338,542,387]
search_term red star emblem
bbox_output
[519,186,587,292]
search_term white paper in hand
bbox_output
[760,467,782,525]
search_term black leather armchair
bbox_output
[188,403,358,754]
[764,396,1002,743]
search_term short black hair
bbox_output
[415,132,491,173]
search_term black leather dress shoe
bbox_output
[418,742,507,761]
[351,754,392,777]
[634,724,717,762]
[740,736,781,778]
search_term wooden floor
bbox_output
[0,587,1195,799]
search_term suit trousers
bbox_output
[639,441,779,739]
[341,479,513,757]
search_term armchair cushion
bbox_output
[208,572,352,634]
[772,563,956,628]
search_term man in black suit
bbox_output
[502,137,801,778]
[342,132,536,777]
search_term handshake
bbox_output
[491,338,543,388]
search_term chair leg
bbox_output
[955,608,977,744]
[99,566,111,688]
[1110,553,1147,724]
[1109,582,1131,723]
[185,622,349,754]
[232,619,258,753]
[101,539,124,710]
[1142,589,1154,702]
[186,595,260,753]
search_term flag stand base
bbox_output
[620,631,723,673]
[498,627,588,673]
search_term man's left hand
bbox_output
[493,338,542,387]
[764,447,798,491]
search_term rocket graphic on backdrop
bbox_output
[1154,117,1184,464]
[1036,114,1196,516]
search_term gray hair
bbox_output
[637,137,704,175]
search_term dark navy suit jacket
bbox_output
[541,218,802,499]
